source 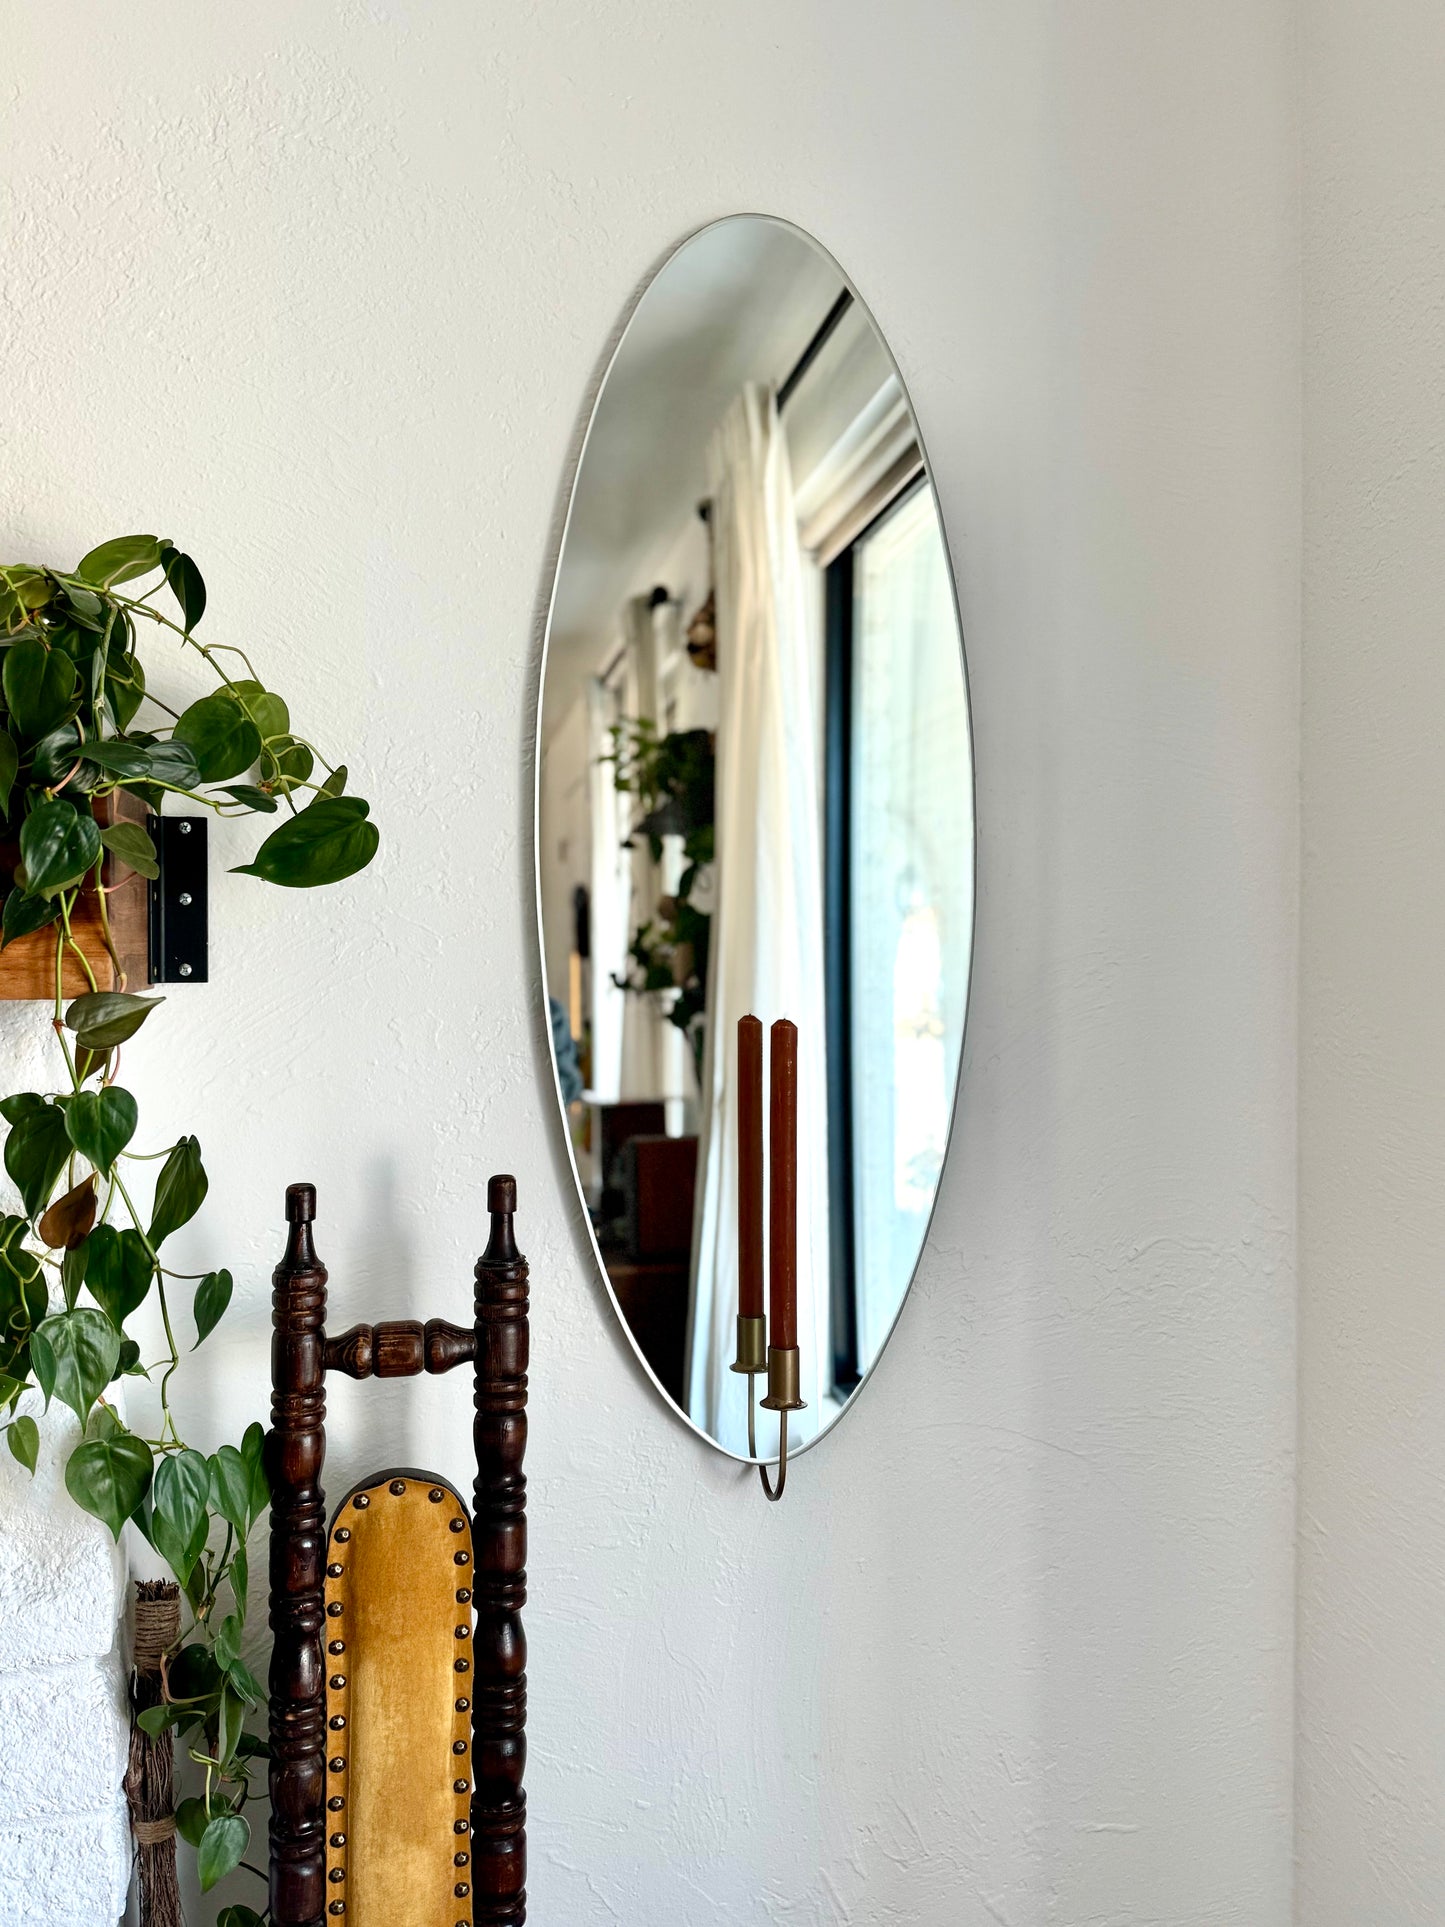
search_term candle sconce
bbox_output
[732,1015,807,1501]
[730,1318,806,1500]
[751,1335,807,1501]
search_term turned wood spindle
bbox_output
[267,1183,328,1927]
[471,1173,529,1926]
[322,1316,477,1380]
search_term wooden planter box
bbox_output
[0,794,149,1000]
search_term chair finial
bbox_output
[286,1182,316,1223]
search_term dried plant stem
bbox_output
[126,1579,181,1927]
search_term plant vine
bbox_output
[0,534,379,1925]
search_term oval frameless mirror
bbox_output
[536,214,974,1461]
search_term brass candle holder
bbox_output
[732,1322,806,1502]
[730,1314,767,1378]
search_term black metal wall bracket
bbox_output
[147,815,209,984]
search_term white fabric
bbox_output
[586,674,630,1103]
[687,383,830,1453]
[616,594,666,1101]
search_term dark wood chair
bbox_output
[266,1174,529,1927]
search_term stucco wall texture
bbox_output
[0,1395,129,1923]
[3,5,1299,1923]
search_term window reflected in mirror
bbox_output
[827,479,971,1392]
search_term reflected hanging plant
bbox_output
[0,536,379,1923]
[603,717,714,1081]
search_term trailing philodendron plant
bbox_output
[605,717,714,1082]
[0,535,379,1924]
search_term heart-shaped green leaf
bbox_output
[127,736,200,791]
[208,1443,251,1535]
[85,1224,153,1329]
[4,638,78,740]
[89,640,110,712]
[65,989,163,1050]
[74,535,163,589]
[167,1640,221,1702]
[85,740,153,780]
[197,1809,249,1892]
[20,798,101,895]
[240,1420,269,1523]
[225,680,289,742]
[1,569,54,613]
[65,1427,153,1537]
[135,1702,184,1738]
[216,1679,246,1764]
[163,550,206,631]
[230,1542,249,1619]
[61,1239,87,1310]
[213,784,278,813]
[65,1086,137,1175]
[29,1323,56,1404]
[258,735,313,791]
[61,584,104,627]
[48,620,98,668]
[1,888,58,949]
[98,819,159,879]
[318,763,348,798]
[4,1098,71,1219]
[32,1308,119,1424]
[105,656,145,732]
[7,1414,38,1473]
[192,1268,232,1348]
[149,1135,207,1246]
[233,794,378,889]
[228,1649,263,1703]
[213,1611,242,1671]
[151,1445,211,1582]
[174,1795,210,1849]
[28,724,100,792]
[173,693,261,784]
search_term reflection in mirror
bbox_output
[537,215,973,1459]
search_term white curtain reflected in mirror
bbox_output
[536,215,973,1459]
[688,383,829,1453]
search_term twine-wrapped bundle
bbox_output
[125,1579,181,1927]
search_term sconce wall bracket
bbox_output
[147,814,209,983]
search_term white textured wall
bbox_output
[0,1396,130,1924]
[1298,4,1445,1920]
[3,4,1299,1923]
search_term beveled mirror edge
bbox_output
[530,210,979,1466]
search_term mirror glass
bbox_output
[537,215,974,1458]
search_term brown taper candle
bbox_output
[737,1015,764,1320]
[769,1018,798,1350]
